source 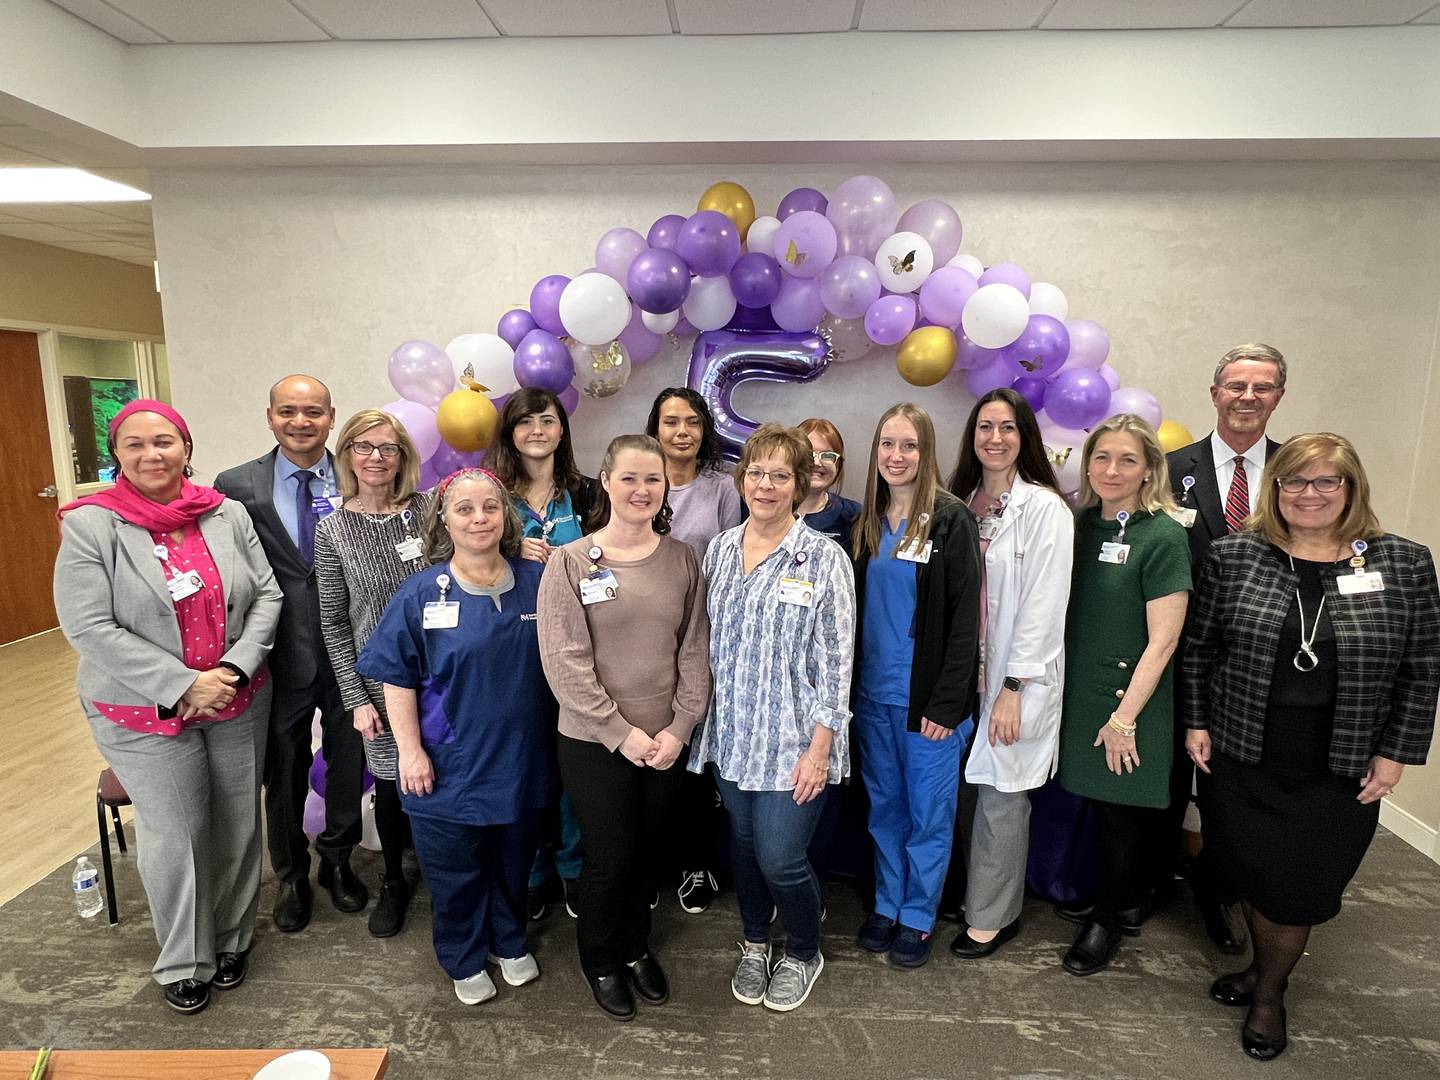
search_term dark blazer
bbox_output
[853,496,981,732]
[215,448,335,691]
[1166,434,1283,570]
[1182,531,1440,776]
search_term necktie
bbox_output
[294,469,317,565]
[1224,455,1249,534]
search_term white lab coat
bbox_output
[963,477,1075,792]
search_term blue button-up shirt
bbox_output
[272,450,336,550]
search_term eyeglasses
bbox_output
[743,467,794,486]
[1219,382,1280,397]
[812,451,841,466]
[1276,475,1345,494]
[350,440,401,459]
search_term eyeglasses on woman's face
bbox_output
[350,440,401,459]
[743,467,794,486]
[1276,475,1344,494]
[812,451,841,466]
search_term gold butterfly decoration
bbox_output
[457,362,490,394]
[1018,356,1042,374]
[887,249,917,275]
[1045,445,1072,467]
[785,240,808,267]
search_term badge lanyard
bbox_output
[897,512,932,563]
[1337,538,1384,595]
[393,509,423,563]
[1179,476,1195,504]
[1099,510,1131,565]
[776,549,815,608]
[423,572,460,628]
[978,491,1009,542]
[154,543,204,602]
[580,543,620,605]
[309,467,341,515]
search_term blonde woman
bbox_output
[851,403,981,969]
[314,408,432,937]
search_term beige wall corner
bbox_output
[0,234,162,337]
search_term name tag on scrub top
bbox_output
[422,601,460,629]
[580,570,619,606]
[1098,542,1131,564]
[777,577,815,607]
[395,537,423,561]
[896,539,932,564]
[166,569,205,602]
[1337,570,1384,595]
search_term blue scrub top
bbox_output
[357,558,556,826]
[802,493,861,552]
[516,489,583,547]
[859,517,917,707]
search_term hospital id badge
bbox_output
[896,540,932,564]
[1168,507,1197,528]
[978,517,1001,541]
[422,601,460,628]
[1098,542,1131,565]
[395,537,423,561]
[777,577,815,607]
[166,569,205,601]
[1337,570,1384,595]
[311,495,341,515]
[580,571,619,606]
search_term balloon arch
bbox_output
[381,176,1191,495]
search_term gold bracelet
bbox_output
[1107,714,1137,737]
[806,754,828,772]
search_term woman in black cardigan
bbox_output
[1184,432,1440,1062]
[850,403,981,969]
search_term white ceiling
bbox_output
[40,0,1440,43]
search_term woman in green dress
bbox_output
[1057,414,1191,976]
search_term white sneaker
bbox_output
[763,953,823,1013]
[488,952,541,986]
[454,970,497,1005]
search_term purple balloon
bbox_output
[646,214,686,252]
[728,251,783,309]
[529,275,570,337]
[818,255,882,320]
[672,314,697,339]
[1097,362,1121,390]
[558,385,580,415]
[627,247,692,314]
[897,199,964,265]
[917,266,978,328]
[864,294,917,346]
[955,330,1000,371]
[770,276,827,333]
[998,315,1071,380]
[965,358,1016,398]
[387,340,454,409]
[687,330,832,462]
[1011,376,1047,413]
[1064,319,1111,369]
[726,303,783,334]
[777,187,828,220]
[1044,367,1113,430]
[383,399,441,463]
[496,309,538,351]
[1107,387,1163,430]
[423,442,484,489]
[977,262,1032,300]
[619,303,663,365]
[772,211,837,280]
[514,329,574,394]
[595,227,647,283]
[826,175,898,260]
[677,210,742,277]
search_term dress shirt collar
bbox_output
[276,448,333,486]
[726,514,809,559]
[1209,430,1267,473]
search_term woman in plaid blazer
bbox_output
[1183,433,1440,1063]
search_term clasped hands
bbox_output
[178,667,240,720]
[620,727,685,770]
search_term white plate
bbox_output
[252,1050,332,1080]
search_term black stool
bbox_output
[96,768,131,925]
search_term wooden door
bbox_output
[0,330,61,643]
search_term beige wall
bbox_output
[0,233,162,337]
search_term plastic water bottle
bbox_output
[72,857,103,918]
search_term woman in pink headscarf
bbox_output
[54,400,283,1016]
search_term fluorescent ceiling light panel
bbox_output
[0,168,151,203]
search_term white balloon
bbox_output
[961,283,1030,349]
[1029,282,1069,321]
[946,252,985,278]
[444,332,517,397]
[682,275,736,332]
[746,215,782,257]
[873,231,935,294]
[1040,424,1088,496]
[558,272,630,346]
[641,309,679,334]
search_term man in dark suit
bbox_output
[1164,343,1287,952]
[215,374,367,931]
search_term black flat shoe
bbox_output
[368,877,410,938]
[1062,920,1120,977]
[212,950,248,991]
[949,919,1020,960]
[318,859,368,913]
[164,978,210,1014]
[1209,972,1254,1007]
[1054,901,1093,926]
[626,955,670,1005]
[273,879,312,933]
[589,973,637,1021]
[1242,1008,1288,1061]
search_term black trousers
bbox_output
[265,671,361,883]
[1091,799,1168,932]
[558,734,684,978]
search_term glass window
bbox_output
[58,335,141,485]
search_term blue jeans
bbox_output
[715,772,827,962]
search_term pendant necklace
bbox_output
[1287,553,1324,672]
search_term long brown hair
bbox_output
[1249,433,1381,546]
[947,388,1061,499]
[590,434,673,535]
[486,387,585,497]
[853,403,956,561]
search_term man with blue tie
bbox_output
[216,375,368,931]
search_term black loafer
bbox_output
[212,950,248,991]
[1210,972,1254,1007]
[949,919,1020,960]
[1242,1008,1288,1061]
[273,879,313,933]
[1054,901,1093,926]
[318,859,368,913]
[1062,920,1121,977]
[626,955,670,1005]
[164,978,210,1014]
[589,973,637,1021]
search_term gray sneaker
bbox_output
[731,942,771,1005]
[763,952,823,1012]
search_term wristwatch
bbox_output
[1002,676,1027,692]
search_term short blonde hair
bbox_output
[1249,433,1381,546]
[735,423,814,512]
[334,409,421,503]
[1076,414,1176,515]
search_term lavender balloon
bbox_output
[1097,362,1121,391]
[384,399,441,462]
[529,275,571,336]
[619,303,663,365]
[955,330,1000,371]
[777,187,828,220]
[771,276,828,332]
[917,267,978,328]
[1011,376,1047,413]
[864,294,917,346]
[424,442,484,488]
[826,175,897,260]
[626,248,691,314]
[999,315,1071,380]
[819,255,882,320]
[1107,387,1163,430]
[595,227,647,283]
[1064,319,1111,369]
[646,214,686,252]
[677,210,742,277]
[897,199,964,265]
[514,329,574,394]
[772,211,837,279]
[496,309,538,351]
[728,251,783,309]
[559,385,581,415]
[1044,367,1113,430]
[978,262,1032,299]
[687,330,832,461]
[965,358,1015,398]
[387,340,454,409]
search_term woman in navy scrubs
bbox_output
[359,468,557,1005]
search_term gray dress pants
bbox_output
[964,783,1032,932]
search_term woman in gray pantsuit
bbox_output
[54,399,282,1015]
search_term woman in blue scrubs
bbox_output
[359,468,557,1005]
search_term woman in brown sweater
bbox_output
[536,433,711,1023]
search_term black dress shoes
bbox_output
[164,978,210,1014]
[1242,1007,1288,1061]
[626,955,670,1005]
[1115,906,1146,937]
[949,919,1021,960]
[318,859,369,913]
[369,876,410,938]
[1062,920,1121,977]
[589,973,637,1021]
[1209,972,1254,1007]
[212,950,248,991]
[1054,901,1093,925]
[273,878,313,933]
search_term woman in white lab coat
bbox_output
[945,388,1074,959]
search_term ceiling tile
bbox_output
[479,0,672,36]
[45,239,155,257]
[673,0,854,34]
[1226,0,1436,26]
[291,0,498,38]
[87,201,154,223]
[64,221,155,242]
[859,0,1053,30]
[97,0,330,42]
[0,221,109,243]
[0,145,60,167]
[0,204,144,225]
[46,0,169,42]
[1042,0,1242,29]
[0,128,132,168]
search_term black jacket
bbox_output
[853,497,982,732]
[1165,434,1282,571]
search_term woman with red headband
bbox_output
[54,400,283,1015]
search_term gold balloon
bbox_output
[697,181,756,242]
[1156,418,1194,454]
[436,388,499,452]
[896,326,958,387]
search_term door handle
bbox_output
[37,484,58,498]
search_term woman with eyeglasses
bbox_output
[314,409,433,937]
[796,418,861,551]
[1183,433,1439,1062]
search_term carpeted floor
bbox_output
[2,829,1437,1080]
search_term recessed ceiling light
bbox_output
[0,168,150,203]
